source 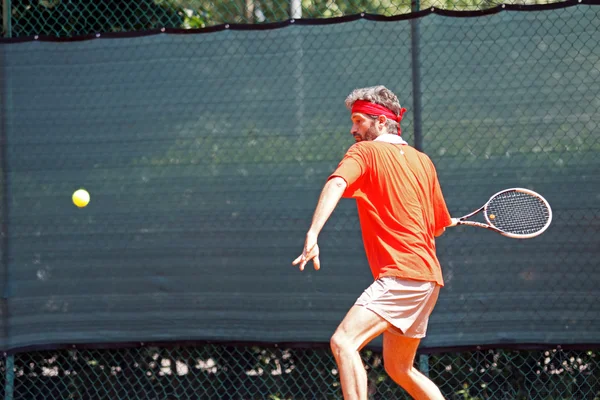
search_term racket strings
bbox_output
[486,191,550,235]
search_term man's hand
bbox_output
[292,233,320,271]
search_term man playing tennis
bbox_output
[293,86,452,400]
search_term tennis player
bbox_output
[293,86,452,400]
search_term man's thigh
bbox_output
[382,331,421,369]
[333,305,390,351]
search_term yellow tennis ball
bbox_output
[489,214,496,220]
[72,189,90,208]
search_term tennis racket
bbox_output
[450,188,552,239]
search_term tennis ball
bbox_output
[72,189,90,208]
[489,214,496,220]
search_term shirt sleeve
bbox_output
[328,143,369,198]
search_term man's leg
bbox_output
[330,305,390,400]
[382,332,445,400]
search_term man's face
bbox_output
[350,113,380,143]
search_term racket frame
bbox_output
[453,187,552,239]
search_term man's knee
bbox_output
[330,330,354,358]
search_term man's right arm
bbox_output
[292,144,368,271]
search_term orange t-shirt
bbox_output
[329,141,452,286]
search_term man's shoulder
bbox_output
[346,141,373,154]
[348,141,430,160]
[348,141,394,156]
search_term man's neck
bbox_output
[374,133,408,145]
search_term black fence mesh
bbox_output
[5,345,599,399]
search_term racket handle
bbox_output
[449,218,459,227]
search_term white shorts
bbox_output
[355,276,440,338]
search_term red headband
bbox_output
[351,100,407,135]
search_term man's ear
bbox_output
[377,115,387,130]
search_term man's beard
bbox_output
[364,124,379,141]
[353,124,380,142]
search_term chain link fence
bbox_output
[1,0,599,399]
[0,345,598,399]
[2,0,582,38]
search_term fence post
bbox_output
[419,354,429,377]
[2,0,11,38]
[290,0,304,138]
[290,0,301,19]
[410,0,423,151]
[1,3,12,398]
[4,354,14,400]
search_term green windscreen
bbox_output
[1,6,598,352]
